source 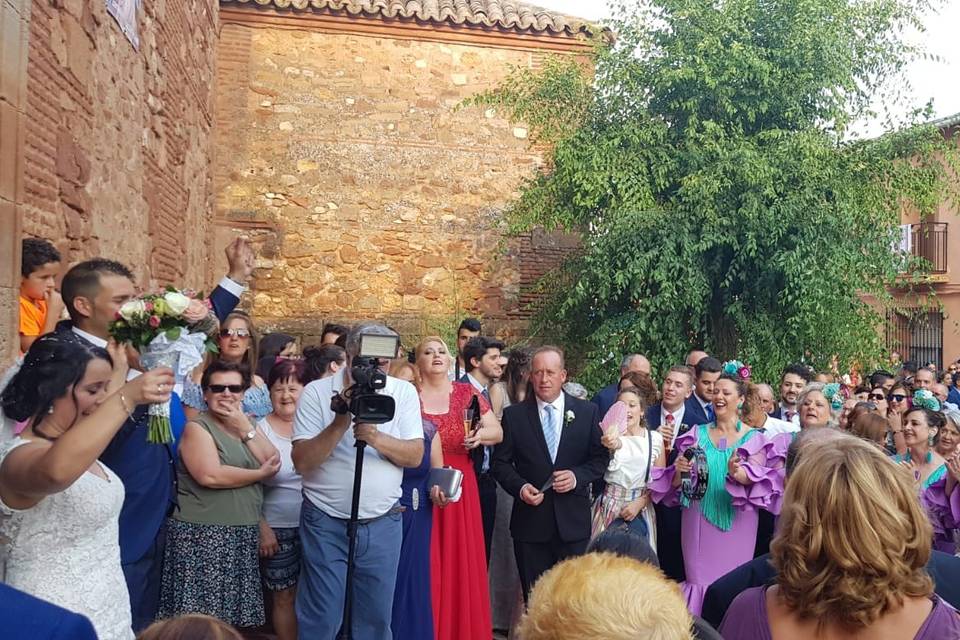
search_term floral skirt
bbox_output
[590,483,658,552]
[158,518,265,627]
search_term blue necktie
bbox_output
[706,404,716,423]
[543,404,559,463]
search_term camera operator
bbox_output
[291,323,424,640]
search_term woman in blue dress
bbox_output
[390,361,441,640]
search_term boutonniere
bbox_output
[565,410,575,425]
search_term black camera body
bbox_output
[349,356,394,424]
[344,332,401,424]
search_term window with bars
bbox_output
[885,309,944,369]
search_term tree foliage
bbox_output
[466,0,960,387]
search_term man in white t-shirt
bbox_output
[291,323,424,640]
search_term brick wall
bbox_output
[214,18,576,343]
[19,0,218,290]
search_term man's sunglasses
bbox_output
[207,384,246,394]
[888,394,907,402]
[868,393,886,401]
[220,328,251,339]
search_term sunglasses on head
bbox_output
[888,394,907,402]
[207,384,246,394]
[220,328,250,339]
[868,393,886,401]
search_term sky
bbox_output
[535,0,960,135]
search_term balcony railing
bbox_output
[911,222,948,274]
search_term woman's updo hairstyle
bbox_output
[718,372,748,397]
[904,406,946,432]
[1,334,112,424]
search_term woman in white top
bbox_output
[0,334,173,640]
[256,358,306,640]
[591,387,665,550]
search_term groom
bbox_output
[491,346,608,599]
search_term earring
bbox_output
[929,433,936,447]
[737,403,743,410]
[47,406,54,414]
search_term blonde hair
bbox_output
[414,336,452,370]
[518,553,693,640]
[771,435,934,630]
[220,311,258,371]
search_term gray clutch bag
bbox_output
[428,466,463,498]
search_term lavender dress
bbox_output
[719,586,960,639]
[649,425,785,615]
[893,454,957,554]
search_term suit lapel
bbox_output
[526,398,553,466]
[554,393,580,464]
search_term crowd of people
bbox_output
[2,237,960,640]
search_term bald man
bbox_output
[591,354,651,416]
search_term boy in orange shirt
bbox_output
[19,238,63,353]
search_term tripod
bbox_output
[337,431,366,640]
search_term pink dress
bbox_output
[649,425,785,615]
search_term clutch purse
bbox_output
[428,466,463,500]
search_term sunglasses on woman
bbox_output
[207,384,246,394]
[868,393,886,401]
[888,394,907,402]
[220,328,250,339]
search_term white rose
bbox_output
[163,291,191,315]
[118,299,146,321]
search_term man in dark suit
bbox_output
[53,240,251,631]
[591,353,650,416]
[492,345,608,600]
[684,356,721,427]
[460,334,506,563]
[769,363,811,424]
[644,364,696,582]
[0,582,98,640]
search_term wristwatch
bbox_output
[242,429,256,443]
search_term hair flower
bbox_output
[722,360,751,380]
[913,389,941,412]
[823,382,847,411]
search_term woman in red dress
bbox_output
[416,336,502,640]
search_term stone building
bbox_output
[0,0,220,358]
[214,0,593,342]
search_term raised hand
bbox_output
[225,237,255,284]
[601,430,621,451]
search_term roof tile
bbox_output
[221,0,595,36]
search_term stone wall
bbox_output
[19,0,219,292]
[214,18,576,343]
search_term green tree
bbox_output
[466,0,960,387]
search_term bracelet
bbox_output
[118,392,134,418]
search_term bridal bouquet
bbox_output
[109,287,218,443]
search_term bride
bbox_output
[0,334,173,640]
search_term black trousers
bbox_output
[514,535,588,602]
[655,502,686,582]
[477,472,498,564]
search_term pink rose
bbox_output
[149,315,161,328]
[739,366,751,379]
[144,301,154,312]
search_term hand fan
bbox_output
[599,401,629,436]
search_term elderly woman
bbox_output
[159,361,280,628]
[650,374,782,615]
[183,311,272,420]
[795,382,838,429]
[721,434,960,639]
[256,359,307,640]
[936,409,960,459]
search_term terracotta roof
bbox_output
[221,0,595,36]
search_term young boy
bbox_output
[19,238,63,353]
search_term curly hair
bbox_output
[21,238,61,277]
[518,552,693,640]
[1,334,111,426]
[771,435,933,631]
[618,371,659,408]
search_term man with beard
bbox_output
[770,364,811,425]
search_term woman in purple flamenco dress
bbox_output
[650,371,785,616]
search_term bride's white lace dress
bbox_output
[0,438,134,640]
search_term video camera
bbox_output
[346,332,400,424]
